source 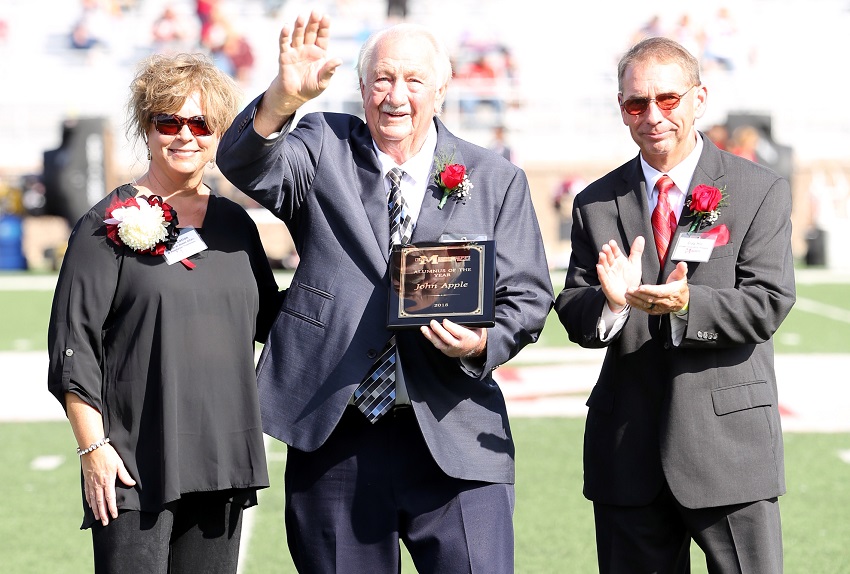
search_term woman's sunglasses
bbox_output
[152,114,213,137]
[620,86,697,116]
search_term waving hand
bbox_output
[255,11,343,135]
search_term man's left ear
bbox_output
[694,85,708,119]
[434,83,448,114]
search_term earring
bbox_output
[207,160,216,169]
[147,148,151,161]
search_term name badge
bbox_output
[164,227,208,265]
[670,232,716,262]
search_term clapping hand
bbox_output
[596,237,644,312]
[626,262,690,315]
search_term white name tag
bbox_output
[164,227,207,265]
[670,232,716,262]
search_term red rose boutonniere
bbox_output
[686,184,727,232]
[434,152,473,209]
[686,184,730,246]
[104,195,182,258]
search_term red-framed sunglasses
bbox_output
[152,114,213,137]
[620,86,697,116]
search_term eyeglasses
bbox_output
[620,86,697,116]
[152,114,213,137]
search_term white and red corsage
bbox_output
[104,195,194,268]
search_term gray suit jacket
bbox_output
[217,97,553,484]
[555,135,795,509]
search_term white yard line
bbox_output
[236,434,275,574]
[793,297,850,324]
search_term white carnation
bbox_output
[113,199,169,251]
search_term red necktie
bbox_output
[651,175,677,265]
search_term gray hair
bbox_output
[617,36,701,92]
[356,23,453,88]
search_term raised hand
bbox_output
[256,11,344,134]
[596,237,644,312]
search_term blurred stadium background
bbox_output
[1,0,849,271]
[2,4,849,571]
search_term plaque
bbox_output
[388,240,496,328]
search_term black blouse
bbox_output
[47,184,282,528]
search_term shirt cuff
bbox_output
[251,102,294,140]
[598,303,629,341]
[670,312,688,346]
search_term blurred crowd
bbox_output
[630,8,755,74]
[68,0,257,86]
[451,40,519,128]
[0,0,528,272]
[58,0,524,127]
[2,1,849,272]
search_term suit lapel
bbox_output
[358,119,470,255]
[353,127,394,265]
[361,169,391,263]
[664,134,727,275]
[410,119,458,243]
[616,157,661,281]
[685,133,726,203]
[358,119,461,261]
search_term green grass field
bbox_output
[3,420,849,573]
[2,273,849,572]
[2,277,850,354]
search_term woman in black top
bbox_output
[47,53,282,573]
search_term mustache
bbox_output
[380,104,410,114]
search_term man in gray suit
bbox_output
[216,11,552,573]
[555,37,795,573]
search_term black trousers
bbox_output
[285,405,515,574]
[90,490,250,574]
[593,482,783,574]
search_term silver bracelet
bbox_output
[77,437,110,457]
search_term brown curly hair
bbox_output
[126,53,242,149]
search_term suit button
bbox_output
[366,349,377,359]
[697,331,703,339]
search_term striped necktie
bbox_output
[353,168,411,422]
[387,167,413,250]
[651,175,677,265]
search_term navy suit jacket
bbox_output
[217,97,553,484]
[555,135,795,508]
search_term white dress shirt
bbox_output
[372,124,439,404]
